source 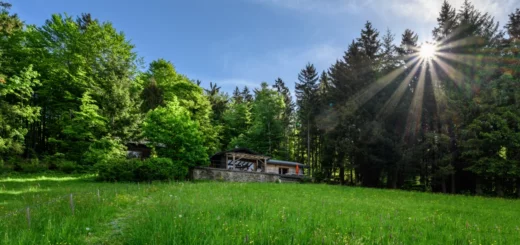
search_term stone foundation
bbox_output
[192,167,303,183]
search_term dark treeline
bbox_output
[293,1,520,197]
[1,1,520,197]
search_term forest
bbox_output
[1,0,520,197]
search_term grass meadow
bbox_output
[0,174,519,244]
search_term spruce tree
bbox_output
[432,0,458,43]
[296,63,319,173]
[506,9,520,39]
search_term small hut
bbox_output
[209,148,306,176]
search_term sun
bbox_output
[420,43,436,59]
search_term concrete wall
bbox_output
[192,167,283,182]
[266,164,304,176]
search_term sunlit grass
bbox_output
[0,187,51,195]
[1,174,519,244]
[0,175,94,183]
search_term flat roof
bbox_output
[267,159,307,168]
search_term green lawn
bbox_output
[0,175,519,244]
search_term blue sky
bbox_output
[12,0,517,94]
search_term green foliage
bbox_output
[2,0,520,197]
[56,160,80,174]
[222,99,252,149]
[18,158,48,173]
[228,82,285,157]
[95,157,187,182]
[135,158,188,181]
[95,158,139,182]
[141,59,219,154]
[143,97,208,167]
[82,135,127,166]
[0,66,40,156]
[60,92,107,162]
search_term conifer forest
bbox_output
[2,0,520,198]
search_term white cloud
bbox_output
[382,0,516,24]
[251,0,517,24]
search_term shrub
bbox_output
[95,157,188,182]
[19,158,48,173]
[95,158,140,182]
[57,160,81,174]
[142,98,208,167]
[83,136,127,166]
[41,153,82,173]
[137,158,188,181]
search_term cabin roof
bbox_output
[267,159,308,168]
[210,148,306,167]
[210,147,265,160]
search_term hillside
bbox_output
[1,175,518,244]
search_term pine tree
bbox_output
[380,29,398,72]
[241,86,253,103]
[273,78,294,159]
[296,63,319,173]
[396,29,418,57]
[506,9,520,39]
[358,21,380,60]
[232,86,243,104]
[432,0,458,43]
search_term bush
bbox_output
[41,153,82,173]
[19,158,48,173]
[57,160,81,174]
[83,136,127,166]
[95,158,139,182]
[137,158,188,181]
[95,157,188,182]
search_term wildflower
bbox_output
[86,227,91,231]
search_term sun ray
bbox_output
[435,52,500,74]
[436,36,485,51]
[404,59,427,141]
[431,57,466,88]
[346,56,421,112]
[377,59,423,119]
[428,58,448,133]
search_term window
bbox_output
[278,168,289,175]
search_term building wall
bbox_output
[192,167,281,182]
[266,164,303,175]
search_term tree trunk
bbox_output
[391,167,398,189]
[451,174,456,194]
[496,179,504,197]
[517,179,520,198]
[350,168,354,185]
[475,176,483,195]
[307,118,311,177]
[339,165,345,185]
[441,178,447,193]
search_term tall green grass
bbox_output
[1,175,519,244]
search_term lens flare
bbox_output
[420,43,436,59]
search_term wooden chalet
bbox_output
[209,148,307,176]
